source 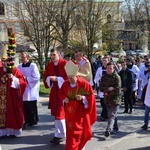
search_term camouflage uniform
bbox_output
[100,71,121,136]
[100,71,122,106]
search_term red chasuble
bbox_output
[0,61,2,67]
[0,67,27,129]
[43,58,67,119]
[59,77,97,150]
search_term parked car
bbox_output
[134,50,148,56]
[126,50,136,56]
[111,50,126,61]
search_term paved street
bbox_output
[0,95,149,150]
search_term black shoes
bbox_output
[100,116,108,121]
[123,110,128,113]
[22,123,27,130]
[50,137,64,144]
[128,111,132,114]
[22,123,37,130]
[111,128,119,134]
[104,131,110,137]
[123,109,134,114]
[27,123,37,126]
[129,109,134,114]
[141,124,148,130]
[105,128,119,137]
[7,135,17,138]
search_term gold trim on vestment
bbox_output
[0,74,8,128]
[68,122,73,129]
[67,106,73,113]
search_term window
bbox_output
[0,2,4,15]
[14,2,20,16]
[129,43,132,50]
[7,28,13,36]
[24,27,29,36]
[107,14,111,23]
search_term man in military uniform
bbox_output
[100,62,121,137]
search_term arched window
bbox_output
[0,2,5,15]
[107,14,111,23]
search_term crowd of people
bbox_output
[0,45,150,150]
[92,53,150,134]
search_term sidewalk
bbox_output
[0,95,147,150]
[110,131,150,150]
[38,95,147,150]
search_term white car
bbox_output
[134,50,148,56]
[126,50,136,56]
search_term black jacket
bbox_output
[118,68,134,89]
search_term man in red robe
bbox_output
[0,48,27,137]
[58,60,97,150]
[43,48,68,144]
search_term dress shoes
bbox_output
[7,135,17,138]
[27,123,37,126]
[100,117,105,121]
[141,124,148,130]
[111,128,119,134]
[123,110,128,113]
[22,123,27,130]
[50,137,64,144]
[129,109,134,114]
[22,123,37,129]
[100,116,108,121]
[128,111,132,114]
[104,130,110,137]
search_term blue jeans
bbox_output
[144,105,150,125]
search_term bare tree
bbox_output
[102,22,121,53]
[2,0,124,71]
[125,0,150,54]
[13,0,59,71]
[17,0,81,61]
[75,0,123,58]
[50,0,81,53]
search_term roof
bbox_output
[16,44,35,53]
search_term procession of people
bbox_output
[0,43,150,150]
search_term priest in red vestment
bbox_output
[58,60,97,150]
[43,48,68,144]
[0,45,27,137]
